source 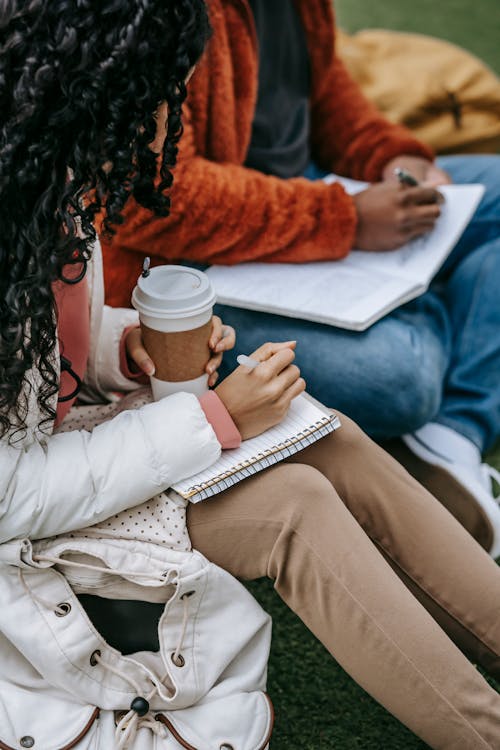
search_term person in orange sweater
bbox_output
[103,0,500,553]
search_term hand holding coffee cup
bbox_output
[206,315,236,387]
[131,264,222,400]
[125,315,233,388]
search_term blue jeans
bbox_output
[215,155,500,452]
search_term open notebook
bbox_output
[171,395,340,502]
[207,177,484,331]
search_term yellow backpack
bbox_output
[337,29,500,154]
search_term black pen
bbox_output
[394,167,419,187]
[394,166,445,204]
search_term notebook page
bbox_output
[323,173,368,195]
[208,182,483,331]
[344,184,484,286]
[324,175,484,285]
[172,395,339,501]
[207,261,417,331]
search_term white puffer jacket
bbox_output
[0,244,273,750]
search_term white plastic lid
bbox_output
[132,265,216,319]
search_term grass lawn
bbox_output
[250,562,499,749]
[251,2,500,747]
[336,0,500,75]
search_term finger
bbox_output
[422,167,452,187]
[399,205,441,230]
[400,218,439,235]
[206,353,223,375]
[422,177,450,188]
[409,203,441,221]
[277,377,307,410]
[400,187,444,206]
[258,347,296,379]
[250,340,297,362]
[273,364,302,396]
[208,371,219,388]
[129,350,155,376]
[126,329,156,376]
[399,223,436,242]
[214,325,236,352]
[209,316,223,349]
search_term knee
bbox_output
[394,369,441,434]
[439,154,500,193]
[329,411,370,451]
[265,464,340,580]
[472,155,500,193]
[375,360,442,437]
[273,464,337,527]
[456,237,500,279]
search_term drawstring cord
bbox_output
[20,563,192,749]
[18,568,69,616]
[92,655,164,748]
[172,591,191,667]
[99,593,191,748]
[116,699,165,749]
[32,553,174,585]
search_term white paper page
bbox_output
[346,184,484,286]
[208,179,484,330]
[172,395,336,498]
[324,173,368,195]
[208,260,417,330]
[325,174,484,286]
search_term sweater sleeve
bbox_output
[102,105,358,307]
[102,7,433,309]
[309,53,434,181]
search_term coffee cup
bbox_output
[131,264,216,400]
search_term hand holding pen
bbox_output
[349,153,451,252]
[215,341,305,440]
[382,155,451,187]
[353,180,443,251]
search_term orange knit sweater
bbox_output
[104,0,433,308]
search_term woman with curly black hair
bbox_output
[1,2,500,750]
[0,1,287,747]
[0,0,210,436]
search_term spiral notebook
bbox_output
[171,395,341,503]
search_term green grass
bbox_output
[335,0,500,75]
[248,569,500,750]
[487,446,500,473]
[248,579,429,750]
[248,3,500,747]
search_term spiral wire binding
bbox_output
[183,416,336,501]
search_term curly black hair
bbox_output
[0,0,211,439]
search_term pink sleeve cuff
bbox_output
[119,325,149,383]
[198,391,242,450]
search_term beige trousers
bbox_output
[187,414,500,750]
